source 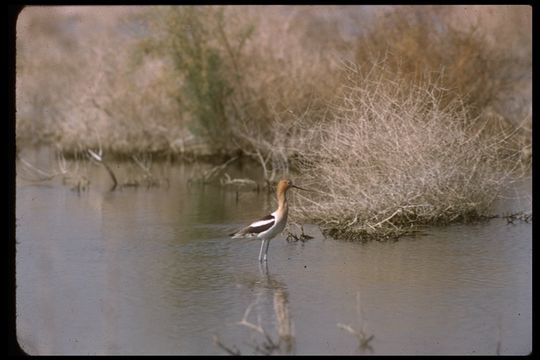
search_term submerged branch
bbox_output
[87,149,118,190]
[213,335,241,356]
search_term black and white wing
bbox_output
[230,214,275,238]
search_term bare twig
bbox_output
[286,223,314,242]
[220,173,259,189]
[191,156,239,184]
[87,149,117,190]
[337,291,375,353]
[132,153,152,176]
[18,157,57,181]
[213,335,241,356]
[236,300,265,335]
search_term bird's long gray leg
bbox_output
[258,239,266,262]
[258,260,268,276]
[263,239,271,262]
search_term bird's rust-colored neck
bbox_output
[277,188,287,209]
[276,184,289,214]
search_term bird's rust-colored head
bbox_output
[277,178,293,194]
[276,178,309,194]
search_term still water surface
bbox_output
[15,151,531,355]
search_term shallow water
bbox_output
[15,149,531,355]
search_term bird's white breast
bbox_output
[258,209,288,240]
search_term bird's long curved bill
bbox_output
[292,184,312,192]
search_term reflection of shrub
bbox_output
[292,62,524,240]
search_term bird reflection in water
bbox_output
[214,263,294,355]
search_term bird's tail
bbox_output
[229,226,256,238]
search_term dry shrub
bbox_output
[136,5,347,180]
[291,61,523,240]
[235,5,530,183]
[227,7,341,181]
[236,6,346,121]
[146,6,343,158]
[353,6,530,126]
[16,7,530,238]
[16,7,81,146]
[16,6,188,156]
[16,6,345,161]
[144,6,244,153]
[16,6,530,180]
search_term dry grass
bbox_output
[16,6,530,160]
[145,6,343,164]
[353,6,530,122]
[290,61,525,240]
[16,6,189,157]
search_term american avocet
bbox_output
[230,178,308,262]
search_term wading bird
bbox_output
[230,178,309,262]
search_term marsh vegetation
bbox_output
[16,5,531,240]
